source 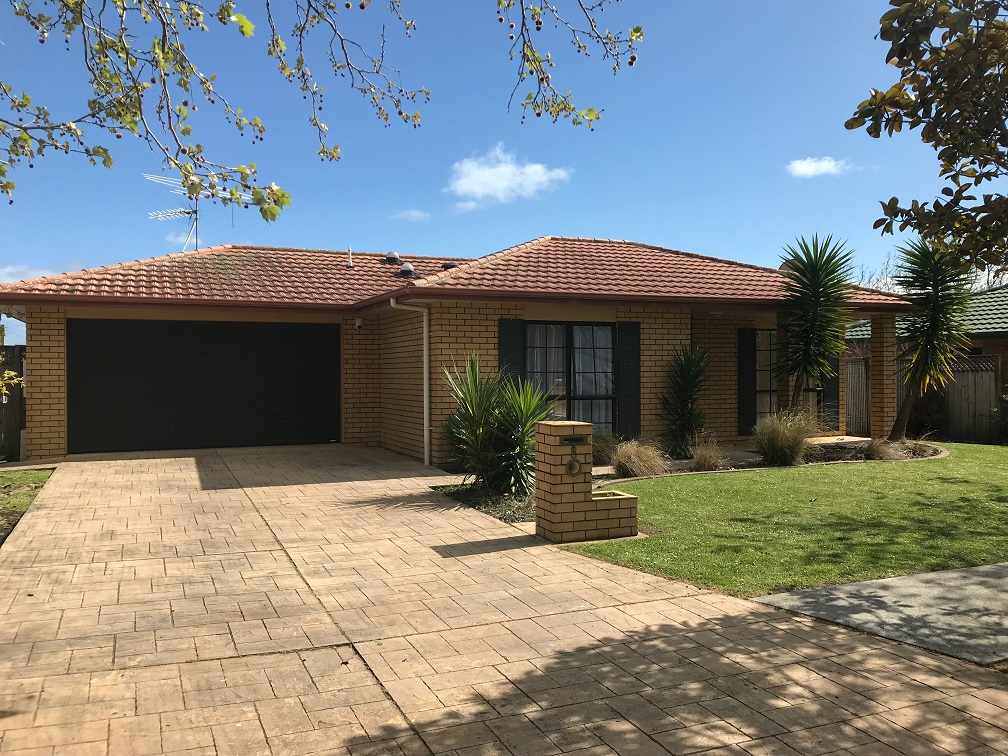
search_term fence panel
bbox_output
[846,358,870,437]
[944,356,1000,444]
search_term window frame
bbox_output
[754,328,778,423]
[525,320,618,431]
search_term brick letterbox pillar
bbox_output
[535,420,638,543]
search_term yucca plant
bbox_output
[888,239,972,441]
[494,378,555,497]
[778,235,854,407]
[443,356,504,490]
[443,354,554,496]
[660,343,710,458]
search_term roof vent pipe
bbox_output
[397,262,416,278]
[385,251,401,265]
[346,246,353,269]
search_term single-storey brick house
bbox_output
[1,237,907,463]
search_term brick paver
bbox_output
[0,445,1005,755]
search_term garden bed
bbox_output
[0,470,52,547]
[434,484,535,523]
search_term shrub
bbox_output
[753,408,821,466]
[661,344,710,458]
[612,439,669,478]
[443,355,553,497]
[592,431,619,466]
[690,436,724,472]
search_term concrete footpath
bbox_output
[758,563,1008,666]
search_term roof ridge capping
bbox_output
[414,236,556,287]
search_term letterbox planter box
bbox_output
[535,420,638,543]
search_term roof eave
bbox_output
[0,292,356,312]
[373,286,911,312]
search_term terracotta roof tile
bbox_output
[0,245,459,308]
[0,236,908,311]
[411,236,907,308]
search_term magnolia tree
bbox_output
[848,0,1008,272]
[1,1,644,220]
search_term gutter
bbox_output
[389,297,431,466]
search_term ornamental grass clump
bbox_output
[611,439,669,478]
[753,408,821,466]
[690,436,724,472]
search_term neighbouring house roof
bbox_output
[1,236,908,311]
[847,284,1008,340]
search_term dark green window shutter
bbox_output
[615,321,641,439]
[498,319,526,379]
[738,328,757,436]
[822,355,840,431]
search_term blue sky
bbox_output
[1,2,941,344]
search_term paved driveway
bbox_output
[0,446,1005,755]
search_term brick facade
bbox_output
[692,311,776,441]
[341,314,380,447]
[24,305,67,459]
[378,310,425,459]
[19,299,872,462]
[870,313,899,438]
[615,304,691,441]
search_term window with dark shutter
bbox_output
[498,319,526,379]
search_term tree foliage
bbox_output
[848,0,1008,270]
[888,238,972,441]
[777,235,854,408]
[1,1,643,219]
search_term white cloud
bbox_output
[165,230,201,248]
[391,209,432,222]
[786,156,851,178]
[0,265,54,283]
[447,143,570,210]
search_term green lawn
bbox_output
[0,469,52,547]
[569,443,1008,597]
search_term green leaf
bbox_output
[231,13,255,37]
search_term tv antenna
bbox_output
[143,173,251,252]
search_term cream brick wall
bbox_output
[379,309,426,459]
[429,301,522,466]
[692,311,776,442]
[615,304,691,441]
[870,313,898,438]
[341,314,380,447]
[25,305,67,459]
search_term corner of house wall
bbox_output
[24,305,67,459]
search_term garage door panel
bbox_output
[67,319,340,453]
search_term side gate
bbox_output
[846,358,870,437]
[944,356,1000,444]
[0,345,25,463]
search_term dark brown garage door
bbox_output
[67,319,341,453]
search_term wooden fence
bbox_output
[845,353,1001,443]
[944,356,1001,444]
[0,346,25,462]
[846,358,870,437]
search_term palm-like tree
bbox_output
[778,235,855,408]
[888,239,972,441]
